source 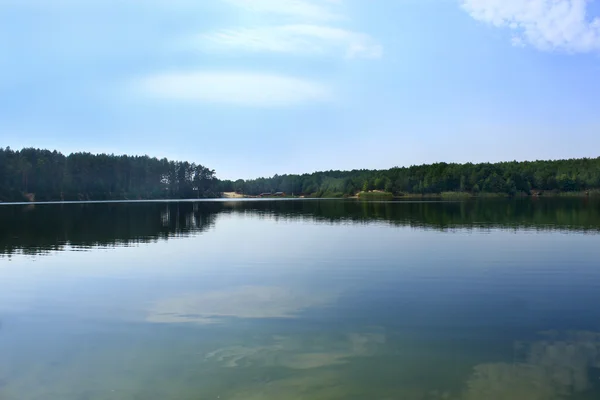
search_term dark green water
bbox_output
[1,198,600,400]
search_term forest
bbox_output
[221,157,600,197]
[0,147,218,202]
[1,147,599,202]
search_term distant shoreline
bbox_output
[2,148,600,203]
[1,191,599,205]
[1,190,598,205]
[223,190,600,201]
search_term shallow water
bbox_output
[1,199,600,399]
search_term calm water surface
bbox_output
[1,199,600,400]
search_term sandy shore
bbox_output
[222,192,246,198]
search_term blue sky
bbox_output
[2,0,600,179]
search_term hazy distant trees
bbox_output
[0,147,217,202]
[220,158,600,197]
[2,147,600,201]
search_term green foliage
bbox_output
[0,147,218,202]
[231,157,600,198]
[2,148,600,201]
[440,192,472,199]
[362,181,369,193]
[321,191,345,198]
[384,178,393,193]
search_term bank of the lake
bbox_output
[3,148,600,203]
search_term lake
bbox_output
[1,198,600,400]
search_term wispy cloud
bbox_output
[135,71,331,107]
[461,0,600,53]
[222,0,343,21]
[196,0,382,59]
[134,0,378,107]
[200,24,382,59]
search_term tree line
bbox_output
[0,147,217,202]
[1,147,599,201]
[221,157,600,197]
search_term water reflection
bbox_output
[464,331,600,400]
[1,198,600,256]
[0,202,220,256]
[204,330,386,370]
[147,286,336,324]
[2,199,600,399]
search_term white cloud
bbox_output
[132,0,377,107]
[201,0,383,59]
[511,36,526,47]
[222,0,343,21]
[200,24,382,59]
[135,71,331,107]
[461,0,600,52]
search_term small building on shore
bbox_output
[257,192,286,198]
